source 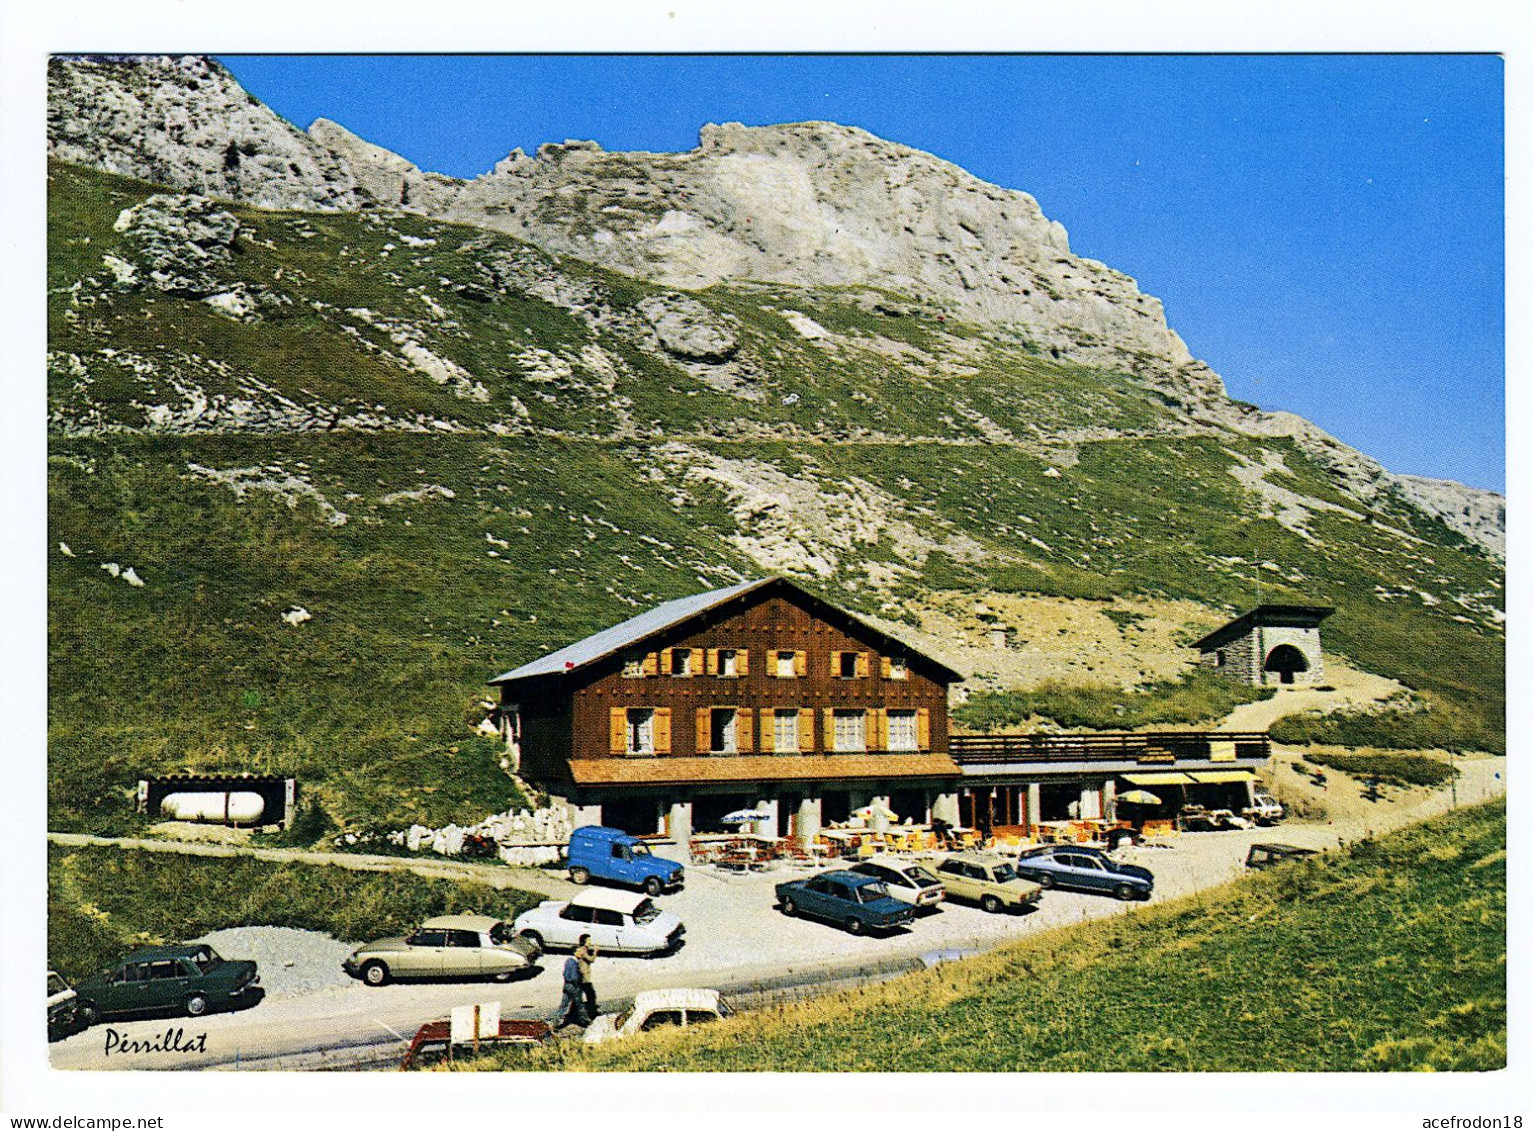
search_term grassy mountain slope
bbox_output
[470,799,1506,1073]
[47,160,1505,834]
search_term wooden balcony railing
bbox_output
[949,731,1270,766]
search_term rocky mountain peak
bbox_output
[44,54,1504,556]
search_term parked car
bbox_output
[1245,843,1318,870]
[567,826,685,895]
[1015,845,1154,900]
[775,869,916,935]
[47,971,77,1041]
[851,856,945,910]
[72,945,259,1025]
[514,888,685,955]
[934,852,1044,913]
[1242,793,1286,825]
[344,914,542,987]
[583,988,733,1044]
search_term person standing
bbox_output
[574,934,598,1021]
[555,953,587,1029]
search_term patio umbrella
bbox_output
[719,810,771,824]
[1117,790,1162,806]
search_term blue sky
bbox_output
[221,54,1505,492]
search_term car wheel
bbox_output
[76,1001,100,1028]
[1036,873,1055,889]
[643,876,663,897]
[781,897,797,918]
[1114,883,1138,902]
[519,931,544,951]
[361,960,390,987]
[492,969,516,983]
[845,916,866,936]
[184,993,209,1018]
[981,894,1004,914]
[570,866,590,885]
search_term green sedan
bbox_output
[72,944,260,1024]
[343,914,542,986]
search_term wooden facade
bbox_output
[489,579,1275,846]
[490,579,964,841]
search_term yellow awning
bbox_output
[1123,772,1195,785]
[1188,770,1257,784]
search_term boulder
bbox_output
[637,294,739,362]
[112,194,240,296]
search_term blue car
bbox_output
[775,870,917,935]
[1014,845,1154,901]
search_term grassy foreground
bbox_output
[467,800,1505,1072]
[47,844,543,982]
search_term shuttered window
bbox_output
[916,707,930,750]
[833,709,867,753]
[772,709,800,753]
[625,708,656,755]
[888,709,918,751]
[798,708,816,753]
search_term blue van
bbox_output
[566,826,685,895]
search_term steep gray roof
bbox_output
[488,579,767,685]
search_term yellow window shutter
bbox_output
[798,708,815,752]
[856,651,870,678]
[690,647,704,675]
[610,708,627,755]
[794,650,807,677]
[823,708,836,753]
[705,649,718,676]
[654,707,672,753]
[759,710,775,753]
[737,708,754,752]
[696,707,711,752]
[881,655,892,679]
[874,708,888,751]
[737,649,750,676]
[642,651,658,677]
[917,707,931,750]
[658,648,673,675]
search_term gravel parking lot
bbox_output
[51,755,1505,1070]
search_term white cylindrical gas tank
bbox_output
[159,791,266,825]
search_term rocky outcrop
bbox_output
[48,55,365,211]
[111,193,239,294]
[46,56,1203,382]
[637,293,739,362]
[1392,475,1506,558]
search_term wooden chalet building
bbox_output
[489,577,966,847]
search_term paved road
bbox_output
[48,755,1504,1071]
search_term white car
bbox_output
[1243,793,1285,825]
[850,856,946,909]
[584,988,732,1044]
[513,888,684,955]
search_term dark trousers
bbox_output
[580,981,597,1018]
[557,980,588,1026]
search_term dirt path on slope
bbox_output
[44,833,579,898]
[1215,660,1403,732]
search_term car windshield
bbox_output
[48,973,68,996]
[488,922,515,945]
[630,844,652,857]
[190,947,221,974]
[633,900,660,924]
[903,866,935,885]
[856,881,890,902]
[990,863,1017,883]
